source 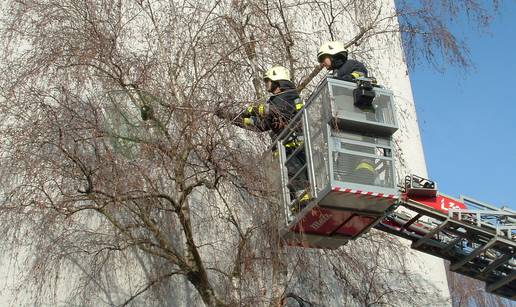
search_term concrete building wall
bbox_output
[369,1,451,302]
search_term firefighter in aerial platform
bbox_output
[317,41,368,82]
[317,42,378,186]
[215,66,309,209]
[317,41,376,112]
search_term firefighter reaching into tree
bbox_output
[215,66,309,209]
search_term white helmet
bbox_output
[263,66,291,82]
[317,41,347,63]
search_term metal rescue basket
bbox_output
[270,77,400,249]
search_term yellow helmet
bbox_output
[263,66,291,82]
[317,41,347,63]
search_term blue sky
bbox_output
[410,3,516,208]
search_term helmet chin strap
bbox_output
[329,57,335,70]
[269,81,280,93]
[331,55,347,70]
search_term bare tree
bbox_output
[0,0,502,306]
[446,263,510,307]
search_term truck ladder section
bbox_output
[376,178,516,300]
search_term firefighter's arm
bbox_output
[215,101,268,120]
[242,103,270,118]
[232,116,269,132]
[215,107,264,131]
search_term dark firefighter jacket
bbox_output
[332,57,368,82]
[240,80,301,140]
[255,82,300,139]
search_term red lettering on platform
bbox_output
[408,194,466,213]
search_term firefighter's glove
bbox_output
[242,117,255,127]
[244,103,268,118]
[244,105,256,117]
[351,71,365,80]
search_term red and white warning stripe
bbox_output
[332,187,398,199]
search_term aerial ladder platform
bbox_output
[270,77,516,300]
